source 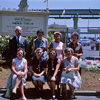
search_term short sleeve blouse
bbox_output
[63,56,79,68]
[30,56,47,74]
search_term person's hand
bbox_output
[63,68,67,71]
[51,76,56,81]
[38,74,42,77]
[17,73,22,79]
[17,73,20,78]
[34,73,39,77]
[20,72,24,78]
[66,68,71,74]
[73,53,78,57]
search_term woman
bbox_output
[67,32,83,74]
[47,48,61,99]
[30,48,47,97]
[60,47,82,99]
[11,48,27,100]
[32,29,48,61]
[67,32,83,59]
[49,32,64,60]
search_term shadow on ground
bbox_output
[1,88,72,100]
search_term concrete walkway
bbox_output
[0,88,100,100]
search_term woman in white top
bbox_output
[49,32,64,60]
[11,48,27,100]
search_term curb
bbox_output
[0,89,6,93]
[75,91,100,96]
[0,89,100,96]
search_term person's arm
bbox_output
[61,44,64,59]
[66,57,79,72]
[77,53,83,57]
[23,61,27,75]
[30,66,38,77]
[38,68,46,76]
[30,66,35,74]
[49,42,53,51]
[20,60,28,78]
[12,60,17,75]
[33,41,36,53]
[46,41,48,51]
[67,63,79,72]
[38,60,47,77]
[51,59,61,81]
[12,60,21,78]
[77,45,83,57]
[25,38,27,53]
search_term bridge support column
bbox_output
[73,17,78,29]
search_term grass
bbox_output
[85,77,91,80]
[4,77,6,79]
[93,75,96,78]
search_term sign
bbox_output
[2,15,45,35]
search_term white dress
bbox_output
[52,41,63,60]
[11,57,27,89]
[60,56,82,89]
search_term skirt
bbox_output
[32,75,46,84]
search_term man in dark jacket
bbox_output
[9,26,27,62]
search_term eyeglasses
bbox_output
[17,52,23,55]
[37,52,42,54]
[50,52,56,54]
[16,30,21,32]
[37,34,42,36]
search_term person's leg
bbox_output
[12,78,21,93]
[19,80,26,98]
[51,81,56,97]
[38,81,43,90]
[37,81,44,97]
[68,84,75,98]
[47,81,51,89]
[62,83,67,96]
[32,80,38,89]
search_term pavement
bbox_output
[0,46,100,100]
[0,88,100,100]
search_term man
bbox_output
[9,26,27,62]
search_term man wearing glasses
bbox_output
[9,26,27,64]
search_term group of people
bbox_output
[6,26,83,100]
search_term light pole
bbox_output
[99,12,100,57]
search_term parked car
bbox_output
[79,39,91,46]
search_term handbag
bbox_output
[61,71,75,79]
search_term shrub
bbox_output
[0,31,54,62]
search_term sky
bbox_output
[0,0,100,31]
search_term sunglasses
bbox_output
[50,52,56,54]
[17,52,23,55]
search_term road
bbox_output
[82,46,99,57]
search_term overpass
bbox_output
[47,9,100,29]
